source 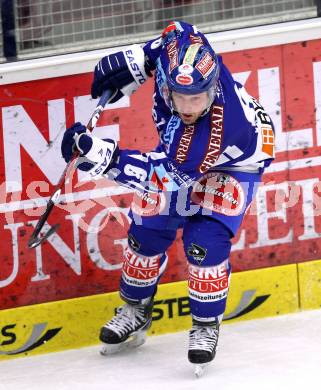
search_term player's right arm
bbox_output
[90,44,151,102]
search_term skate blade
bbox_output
[194,363,209,378]
[100,331,147,356]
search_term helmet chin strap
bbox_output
[200,83,219,116]
[201,107,210,117]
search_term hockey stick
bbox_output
[28,89,114,249]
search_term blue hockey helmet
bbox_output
[157,21,220,111]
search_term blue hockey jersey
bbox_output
[107,38,275,194]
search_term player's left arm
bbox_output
[61,122,119,179]
[61,122,182,192]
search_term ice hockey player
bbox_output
[61,21,275,377]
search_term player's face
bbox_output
[171,91,209,124]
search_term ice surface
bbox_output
[1,309,320,390]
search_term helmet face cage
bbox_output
[167,84,217,115]
[157,27,220,113]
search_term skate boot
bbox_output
[100,297,153,355]
[188,319,220,377]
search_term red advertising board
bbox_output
[1,39,321,309]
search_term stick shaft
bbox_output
[28,90,113,248]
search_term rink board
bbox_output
[0,262,301,360]
[298,259,321,310]
[1,38,321,311]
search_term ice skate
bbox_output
[100,297,153,356]
[188,319,220,377]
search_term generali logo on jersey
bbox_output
[199,105,224,173]
[175,124,195,163]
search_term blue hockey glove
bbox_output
[61,122,87,163]
[61,122,118,178]
[91,44,150,101]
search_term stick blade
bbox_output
[28,224,60,248]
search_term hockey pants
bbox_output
[120,169,261,322]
